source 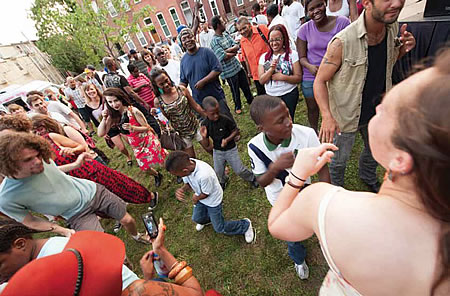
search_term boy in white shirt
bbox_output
[248,95,330,279]
[165,151,255,243]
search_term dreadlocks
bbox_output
[0,218,41,253]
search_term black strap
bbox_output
[66,248,84,296]
[256,26,269,45]
[249,143,289,185]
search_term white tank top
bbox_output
[326,0,350,18]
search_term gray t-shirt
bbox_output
[0,160,96,221]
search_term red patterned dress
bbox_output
[43,133,153,204]
[126,108,167,171]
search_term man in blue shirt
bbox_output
[210,16,253,114]
[179,28,235,121]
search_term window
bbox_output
[199,6,207,22]
[123,34,136,51]
[169,8,181,28]
[15,62,23,71]
[209,0,219,15]
[180,1,193,26]
[156,13,171,37]
[136,26,148,47]
[104,0,118,17]
[122,0,130,11]
[236,0,244,6]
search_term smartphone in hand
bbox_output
[142,212,159,239]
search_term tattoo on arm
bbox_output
[323,57,339,67]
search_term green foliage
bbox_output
[30,0,154,73]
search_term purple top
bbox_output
[298,16,350,81]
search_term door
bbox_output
[223,0,231,14]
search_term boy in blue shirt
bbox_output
[247,95,331,279]
[165,151,255,243]
[200,96,258,189]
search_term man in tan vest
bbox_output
[314,0,415,191]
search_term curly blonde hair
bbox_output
[0,132,54,177]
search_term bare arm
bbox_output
[258,63,276,85]
[97,110,112,137]
[22,213,75,237]
[130,108,153,133]
[195,71,221,90]
[297,38,318,76]
[199,126,213,154]
[314,39,343,143]
[68,111,87,132]
[50,133,87,154]
[182,86,206,117]
[348,0,358,22]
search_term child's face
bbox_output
[205,105,220,121]
[259,102,293,141]
[169,168,190,178]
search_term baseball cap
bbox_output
[2,231,126,296]
[176,24,187,34]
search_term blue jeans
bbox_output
[192,202,249,235]
[287,241,306,265]
[280,86,299,122]
[329,124,379,187]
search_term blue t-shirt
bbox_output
[0,160,96,221]
[180,47,225,104]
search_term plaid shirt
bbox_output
[64,86,86,108]
[210,32,242,79]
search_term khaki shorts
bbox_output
[67,184,127,232]
[182,128,202,148]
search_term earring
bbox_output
[158,87,164,94]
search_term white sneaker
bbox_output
[295,261,309,280]
[195,222,211,231]
[244,218,255,243]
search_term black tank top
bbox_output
[360,33,387,126]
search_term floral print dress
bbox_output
[126,107,167,171]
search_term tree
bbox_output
[30,0,153,73]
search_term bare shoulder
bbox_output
[323,190,440,295]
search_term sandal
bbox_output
[132,232,150,244]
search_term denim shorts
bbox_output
[301,80,314,98]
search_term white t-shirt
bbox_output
[47,101,80,128]
[252,14,268,25]
[248,124,320,206]
[182,159,223,207]
[0,237,139,292]
[258,50,299,97]
[161,59,181,86]
[199,29,215,48]
[281,1,305,41]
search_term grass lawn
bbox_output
[50,86,383,295]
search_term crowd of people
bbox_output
[0,0,448,295]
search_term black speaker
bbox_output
[424,0,450,17]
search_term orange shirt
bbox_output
[240,25,270,81]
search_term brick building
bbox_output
[106,0,258,53]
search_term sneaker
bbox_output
[250,179,259,189]
[113,220,122,233]
[132,233,150,244]
[294,261,309,280]
[244,218,256,243]
[154,172,163,187]
[148,192,159,210]
[195,222,211,231]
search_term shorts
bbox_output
[67,184,127,232]
[107,126,121,138]
[301,80,314,99]
[77,107,92,123]
[182,128,202,148]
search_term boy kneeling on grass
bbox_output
[248,95,331,280]
[200,96,259,190]
[165,151,256,243]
